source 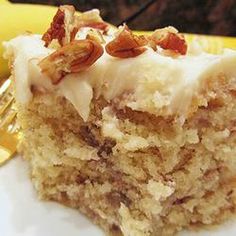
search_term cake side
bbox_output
[17,72,236,235]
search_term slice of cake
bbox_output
[4,5,236,236]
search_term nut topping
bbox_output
[105,26,148,58]
[42,5,78,47]
[39,39,104,84]
[86,29,105,44]
[150,26,187,55]
[76,9,108,32]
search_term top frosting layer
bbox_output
[4,34,236,121]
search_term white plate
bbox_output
[1,156,236,236]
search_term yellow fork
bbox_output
[0,78,18,166]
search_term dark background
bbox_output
[10,0,236,36]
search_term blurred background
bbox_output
[10,0,236,36]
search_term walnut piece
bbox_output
[39,39,104,84]
[105,26,148,58]
[42,5,78,47]
[150,26,187,55]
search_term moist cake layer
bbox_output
[17,80,236,235]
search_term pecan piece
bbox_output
[97,138,116,157]
[86,29,105,44]
[76,9,108,32]
[79,125,99,148]
[150,26,187,55]
[42,5,78,47]
[105,26,148,58]
[39,39,104,84]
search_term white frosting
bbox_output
[3,35,236,121]
[59,76,93,121]
[3,35,54,103]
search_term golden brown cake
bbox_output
[4,5,236,236]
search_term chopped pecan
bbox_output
[79,125,100,148]
[97,138,116,157]
[173,196,191,205]
[105,26,148,58]
[42,5,78,47]
[39,39,104,84]
[86,29,105,44]
[106,191,132,208]
[150,26,187,55]
[76,9,108,32]
[110,224,121,235]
